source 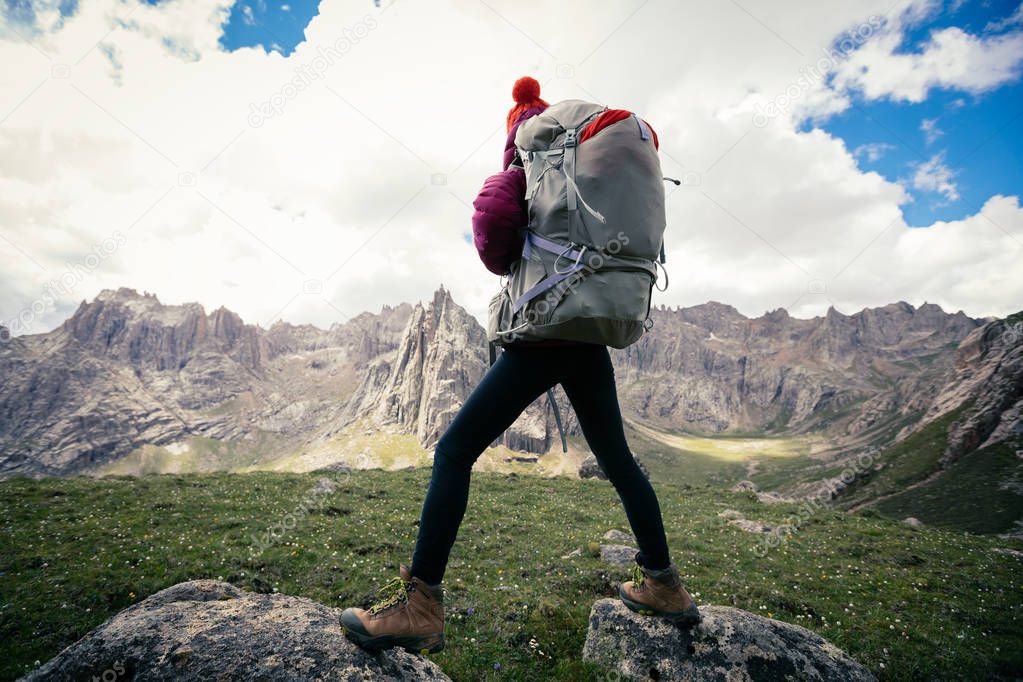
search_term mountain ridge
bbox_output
[1,286,1018,525]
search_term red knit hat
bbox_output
[506,76,549,133]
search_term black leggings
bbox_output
[409,342,672,585]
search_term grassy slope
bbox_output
[875,441,1023,533]
[836,405,969,511]
[623,420,810,487]
[1,471,1021,681]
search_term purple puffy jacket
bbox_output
[471,105,546,275]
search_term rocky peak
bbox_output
[675,301,746,331]
[61,289,271,371]
[368,288,489,446]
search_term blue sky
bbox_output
[813,0,1023,226]
[217,0,322,56]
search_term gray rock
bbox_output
[21,580,450,681]
[903,517,924,528]
[731,480,761,493]
[582,598,876,681]
[579,454,649,480]
[600,544,638,567]
[755,491,793,504]
[310,477,337,494]
[603,529,635,544]
[718,509,772,533]
[731,518,774,534]
[560,547,583,560]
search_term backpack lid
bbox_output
[514,99,606,152]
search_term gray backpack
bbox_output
[486,99,670,349]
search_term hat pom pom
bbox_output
[512,76,541,104]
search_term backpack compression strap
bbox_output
[512,232,589,313]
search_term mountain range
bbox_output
[1,286,1020,528]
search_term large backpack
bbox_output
[486,99,669,349]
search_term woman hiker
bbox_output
[340,77,700,654]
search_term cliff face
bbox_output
[342,287,554,451]
[614,301,980,436]
[920,317,1023,463]
[0,286,558,478]
[1,286,1017,482]
[0,288,413,477]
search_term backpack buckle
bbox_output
[564,128,577,148]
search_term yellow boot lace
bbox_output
[631,564,645,589]
[368,576,410,615]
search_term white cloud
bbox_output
[911,153,960,202]
[0,0,1021,340]
[854,142,895,162]
[831,21,1023,103]
[985,3,1023,32]
[920,117,942,145]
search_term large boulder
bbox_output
[582,599,875,681]
[22,580,450,681]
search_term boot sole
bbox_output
[618,586,702,627]
[340,611,445,654]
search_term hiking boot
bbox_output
[618,556,702,627]
[340,564,445,654]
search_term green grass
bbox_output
[875,441,1023,533]
[624,420,812,488]
[95,432,291,476]
[837,404,971,510]
[2,471,1021,680]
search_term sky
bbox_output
[0,0,1021,338]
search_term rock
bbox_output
[22,580,450,681]
[310,477,337,494]
[755,491,793,504]
[582,598,876,681]
[579,454,650,480]
[731,481,794,504]
[603,529,635,544]
[903,517,924,528]
[600,544,638,567]
[992,547,1023,558]
[718,509,772,533]
[731,518,773,534]
[560,547,583,560]
[579,455,604,479]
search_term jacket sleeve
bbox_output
[471,166,527,276]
